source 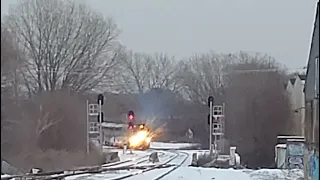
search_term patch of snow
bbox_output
[106,149,151,162]
[248,169,303,180]
[275,144,287,148]
[1,174,12,178]
[65,170,142,180]
[101,122,126,128]
[147,167,253,180]
[150,142,199,149]
[118,151,149,162]
[150,167,304,180]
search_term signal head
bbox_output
[128,110,134,121]
[207,96,214,107]
[128,122,134,129]
[97,94,104,105]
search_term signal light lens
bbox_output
[128,115,134,120]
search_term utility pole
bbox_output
[208,96,214,156]
[127,111,135,154]
[312,57,319,145]
[86,100,90,154]
[97,94,104,152]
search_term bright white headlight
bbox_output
[145,137,152,143]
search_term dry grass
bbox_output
[196,153,213,166]
[1,91,106,172]
[7,147,105,172]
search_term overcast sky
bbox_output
[1,0,318,70]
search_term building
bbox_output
[87,105,128,144]
[285,74,306,136]
[304,2,319,151]
[101,121,127,145]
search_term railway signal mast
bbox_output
[126,110,135,154]
[86,94,105,154]
[97,94,104,151]
[207,96,225,156]
[212,104,225,154]
[128,110,135,129]
[208,96,214,156]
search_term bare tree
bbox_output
[224,52,292,168]
[115,51,182,94]
[114,50,152,94]
[180,51,233,104]
[1,25,25,153]
[148,53,183,92]
[1,25,23,99]
[3,0,120,95]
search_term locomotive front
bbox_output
[128,124,152,150]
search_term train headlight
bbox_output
[129,131,148,147]
[145,137,151,143]
[136,131,148,139]
[129,136,140,147]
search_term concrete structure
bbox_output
[303,2,319,180]
[304,2,319,150]
[101,121,127,145]
[285,74,306,136]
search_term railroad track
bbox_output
[44,152,168,180]
[1,151,165,180]
[152,151,189,180]
[1,151,187,180]
[109,151,190,180]
[102,151,166,169]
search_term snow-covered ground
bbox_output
[2,142,305,180]
[248,169,303,180]
[150,142,200,149]
[109,149,151,162]
[99,146,303,180]
[156,167,252,180]
[136,167,303,180]
[65,150,180,180]
[1,174,12,178]
[2,168,304,180]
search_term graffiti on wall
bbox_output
[308,152,319,180]
[286,142,304,169]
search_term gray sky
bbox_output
[1,0,318,70]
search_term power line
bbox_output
[220,67,305,75]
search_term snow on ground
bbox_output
[248,169,303,180]
[153,167,253,180]
[150,142,200,149]
[1,174,12,178]
[65,170,141,180]
[65,151,177,180]
[126,167,304,180]
[117,150,151,161]
[111,151,176,169]
[103,147,151,162]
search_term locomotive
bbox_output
[127,124,152,150]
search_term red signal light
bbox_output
[128,111,134,121]
[128,122,134,129]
